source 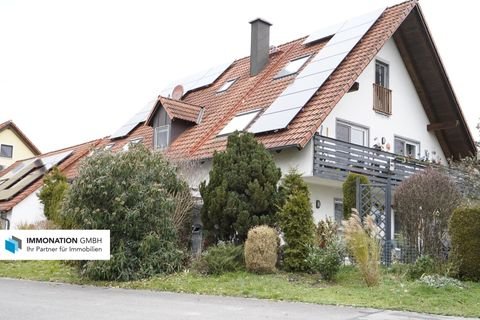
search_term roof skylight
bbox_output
[217,78,238,93]
[274,55,310,79]
[218,110,261,136]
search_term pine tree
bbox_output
[200,132,281,243]
[278,169,315,272]
[38,166,69,225]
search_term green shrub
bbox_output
[342,210,382,286]
[306,241,344,281]
[407,255,436,280]
[278,170,316,272]
[200,132,281,243]
[244,225,278,273]
[342,173,369,219]
[38,166,69,225]
[418,274,464,288]
[193,243,244,275]
[61,145,187,281]
[316,218,338,248]
[449,206,480,281]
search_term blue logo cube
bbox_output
[5,236,22,254]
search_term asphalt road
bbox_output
[0,278,473,320]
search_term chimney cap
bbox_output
[249,18,272,26]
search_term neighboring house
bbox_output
[142,0,475,226]
[0,120,41,172]
[0,124,153,229]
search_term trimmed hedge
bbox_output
[449,206,480,281]
[244,225,278,273]
[342,173,369,219]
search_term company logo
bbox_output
[5,236,22,254]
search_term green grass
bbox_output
[1,261,479,317]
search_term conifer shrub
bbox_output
[38,166,69,226]
[342,173,370,219]
[200,132,281,243]
[278,169,315,272]
[192,242,244,275]
[61,145,187,281]
[244,225,278,273]
[449,206,480,281]
[306,240,344,281]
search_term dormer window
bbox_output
[217,78,238,93]
[274,55,310,79]
[218,110,261,136]
[154,125,170,150]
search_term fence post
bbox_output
[384,177,393,265]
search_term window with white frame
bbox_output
[123,138,143,151]
[394,136,420,158]
[335,120,369,147]
[154,125,170,150]
[218,110,260,136]
[217,78,238,93]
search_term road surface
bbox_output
[0,278,473,320]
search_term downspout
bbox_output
[1,211,11,230]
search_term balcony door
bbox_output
[336,120,369,147]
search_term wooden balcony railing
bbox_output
[373,83,392,115]
[313,134,467,187]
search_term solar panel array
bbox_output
[160,62,233,98]
[249,7,385,134]
[110,100,157,139]
[0,150,73,201]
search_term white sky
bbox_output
[1,0,478,153]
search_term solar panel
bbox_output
[160,61,232,98]
[249,7,385,134]
[303,22,343,45]
[110,100,157,139]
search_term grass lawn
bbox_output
[1,261,479,318]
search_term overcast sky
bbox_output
[1,0,478,153]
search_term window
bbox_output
[336,120,369,146]
[123,138,143,151]
[394,136,420,159]
[375,60,389,88]
[0,144,13,158]
[154,125,170,150]
[217,78,237,93]
[334,198,344,226]
[218,110,260,136]
[104,143,115,151]
[274,55,310,79]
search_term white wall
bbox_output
[272,140,313,177]
[7,191,45,229]
[320,38,447,164]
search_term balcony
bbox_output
[373,83,392,115]
[313,134,455,186]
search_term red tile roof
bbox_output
[0,120,41,155]
[146,97,203,125]
[156,1,419,160]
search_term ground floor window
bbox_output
[334,198,343,225]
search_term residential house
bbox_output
[0,120,41,172]
[0,125,153,229]
[144,0,475,229]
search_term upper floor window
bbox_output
[274,55,310,79]
[394,136,420,159]
[217,78,238,93]
[375,60,389,88]
[336,120,369,147]
[0,144,13,158]
[154,125,170,150]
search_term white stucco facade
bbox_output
[5,190,45,229]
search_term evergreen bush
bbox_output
[306,241,344,281]
[449,206,480,281]
[193,242,244,275]
[244,225,278,273]
[342,173,369,219]
[200,132,281,242]
[278,169,315,272]
[61,145,187,281]
[38,166,69,226]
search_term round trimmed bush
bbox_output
[244,225,278,273]
[449,206,480,281]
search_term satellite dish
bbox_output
[172,85,184,100]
